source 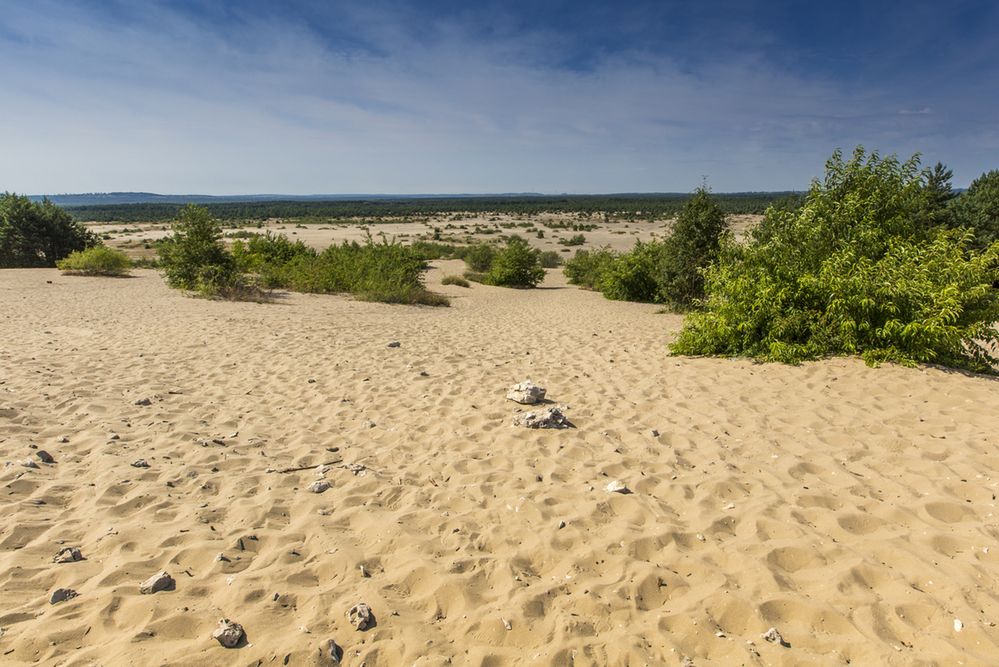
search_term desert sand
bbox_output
[3,260,999,666]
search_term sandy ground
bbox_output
[88,213,764,261]
[3,262,999,666]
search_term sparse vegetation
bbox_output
[442,274,470,287]
[158,204,242,297]
[483,237,545,288]
[57,246,132,276]
[672,148,999,372]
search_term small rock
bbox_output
[605,480,630,494]
[21,458,39,469]
[215,552,230,562]
[558,520,566,529]
[320,638,342,664]
[139,571,175,594]
[761,627,787,646]
[36,450,55,464]
[53,546,84,563]
[315,464,330,476]
[502,618,512,631]
[362,420,376,429]
[134,397,152,406]
[954,618,964,632]
[513,406,572,429]
[109,433,120,441]
[347,602,374,630]
[308,480,331,494]
[650,429,660,437]
[681,657,695,667]
[506,380,546,405]
[387,341,401,348]
[57,436,69,443]
[131,459,150,468]
[212,618,245,648]
[343,463,367,476]
[50,588,78,604]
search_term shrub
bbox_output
[559,233,586,246]
[158,204,241,297]
[599,240,669,302]
[0,193,96,267]
[442,274,470,287]
[657,187,728,310]
[484,237,545,287]
[563,247,616,290]
[57,246,132,276]
[950,169,999,250]
[538,250,563,268]
[672,147,999,372]
[464,243,497,272]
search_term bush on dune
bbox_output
[0,193,97,268]
[564,247,616,290]
[57,246,132,276]
[672,147,999,372]
[158,204,243,298]
[483,237,545,288]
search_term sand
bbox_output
[3,261,999,666]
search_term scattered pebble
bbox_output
[954,619,964,632]
[514,406,572,429]
[57,436,69,443]
[502,618,512,631]
[134,397,152,406]
[605,480,630,494]
[36,450,55,464]
[139,571,175,594]
[215,552,230,562]
[131,459,150,468]
[347,602,373,631]
[50,588,78,604]
[761,627,787,646]
[343,463,367,476]
[21,458,39,469]
[558,520,566,529]
[212,618,245,648]
[387,341,401,348]
[308,480,331,494]
[53,546,84,563]
[650,429,660,437]
[321,638,342,664]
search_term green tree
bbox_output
[672,147,999,372]
[657,186,728,310]
[158,204,237,295]
[0,193,96,267]
[951,169,999,250]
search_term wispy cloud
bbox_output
[0,1,995,193]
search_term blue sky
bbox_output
[1,0,996,194]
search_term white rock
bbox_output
[507,380,546,405]
[605,480,630,494]
[212,618,245,648]
[53,546,84,563]
[308,480,331,494]
[761,627,786,645]
[139,571,175,594]
[347,602,373,630]
[513,406,571,429]
[954,618,964,632]
[131,459,150,468]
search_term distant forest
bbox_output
[64,193,799,222]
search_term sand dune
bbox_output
[2,263,999,665]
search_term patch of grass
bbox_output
[442,274,470,287]
[57,245,132,276]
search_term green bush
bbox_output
[57,246,132,276]
[464,243,497,272]
[232,232,315,287]
[538,250,563,268]
[441,274,470,287]
[484,237,545,288]
[559,233,586,246]
[657,187,728,310]
[599,240,669,302]
[672,147,999,372]
[158,204,241,297]
[563,247,617,290]
[951,169,999,250]
[0,193,96,267]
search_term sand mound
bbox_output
[2,263,999,665]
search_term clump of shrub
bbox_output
[672,147,999,372]
[158,204,243,298]
[564,247,616,290]
[57,246,132,276]
[0,193,97,267]
[538,250,563,268]
[950,169,999,250]
[463,243,497,272]
[559,233,586,246]
[483,237,545,288]
[442,274,470,287]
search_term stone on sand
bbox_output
[53,546,84,563]
[507,380,546,405]
[50,588,78,604]
[212,618,245,648]
[139,571,175,594]
[347,602,373,630]
[513,406,571,429]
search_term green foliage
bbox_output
[484,237,545,288]
[599,241,669,302]
[158,204,240,297]
[558,233,586,246]
[57,246,132,276]
[232,232,314,287]
[672,147,999,372]
[563,247,617,290]
[657,187,728,310]
[951,169,999,250]
[464,243,497,272]
[0,193,96,267]
[538,250,563,268]
[441,274,470,287]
